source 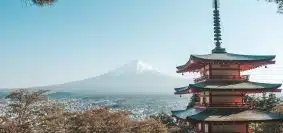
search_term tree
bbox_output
[244,92,280,112]
[39,107,168,133]
[23,0,57,6]
[245,93,282,133]
[263,0,283,13]
[187,94,198,109]
[1,89,61,133]
[256,93,280,112]
[0,89,168,133]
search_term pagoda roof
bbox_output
[190,53,275,61]
[172,108,283,122]
[177,53,275,73]
[174,81,282,94]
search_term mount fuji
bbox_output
[37,60,190,94]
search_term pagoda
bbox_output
[172,0,283,133]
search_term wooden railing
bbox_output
[195,102,250,108]
[210,103,250,107]
[194,75,249,82]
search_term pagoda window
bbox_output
[211,64,239,69]
[211,91,242,95]
[210,70,239,76]
[212,123,247,133]
[211,96,242,104]
[210,64,240,76]
[210,92,245,107]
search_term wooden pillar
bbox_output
[238,64,240,76]
[209,92,212,107]
[197,122,202,133]
[203,64,206,77]
[246,123,249,133]
[201,122,204,133]
[208,123,212,133]
[255,122,257,133]
[272,123,274,133]
[209,64,212,78]
[222,123,225,132]
[241,92,244,105]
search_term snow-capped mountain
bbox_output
[109,60,159,76]
[38,60,190,94]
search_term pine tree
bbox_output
[264,0,283,13]
[266,93,280,111]
[253,92,280,112]
[187,94,198,109]
[246,92,282,132]
[22,0,56,6]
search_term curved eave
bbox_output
[172,108,203,120]
[174,82,282,94]
[174,86,189,95]
[209,89,282,93]
[174,88,200,95]
[186,109,283,122]
[172,108,283,122]
[174,86,202,95]
[176,53,276,73]
[174,90,189,95]
[177,60,275,73]
[190,82,282,90]
[176,55,196,73]
[187,118,283,123]
[191,53,275,61]
[174,88,281,95]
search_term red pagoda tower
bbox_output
[172,0,283,133]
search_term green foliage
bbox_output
[245,92,280,112]
[22,0,56,6]
[260,122,283,133]
[187,94,197,109]
[32,0,56,6]
[263,0,283,13]
[246,92,282,133]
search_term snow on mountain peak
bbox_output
[110,60,159,76]
[135,60,154,73]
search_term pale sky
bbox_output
[1,0,283,88]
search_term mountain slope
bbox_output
[38,60,191,94]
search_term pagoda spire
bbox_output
[212,0,226,53]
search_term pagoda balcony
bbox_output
[195,102,250,108]
[194,75,250,83]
